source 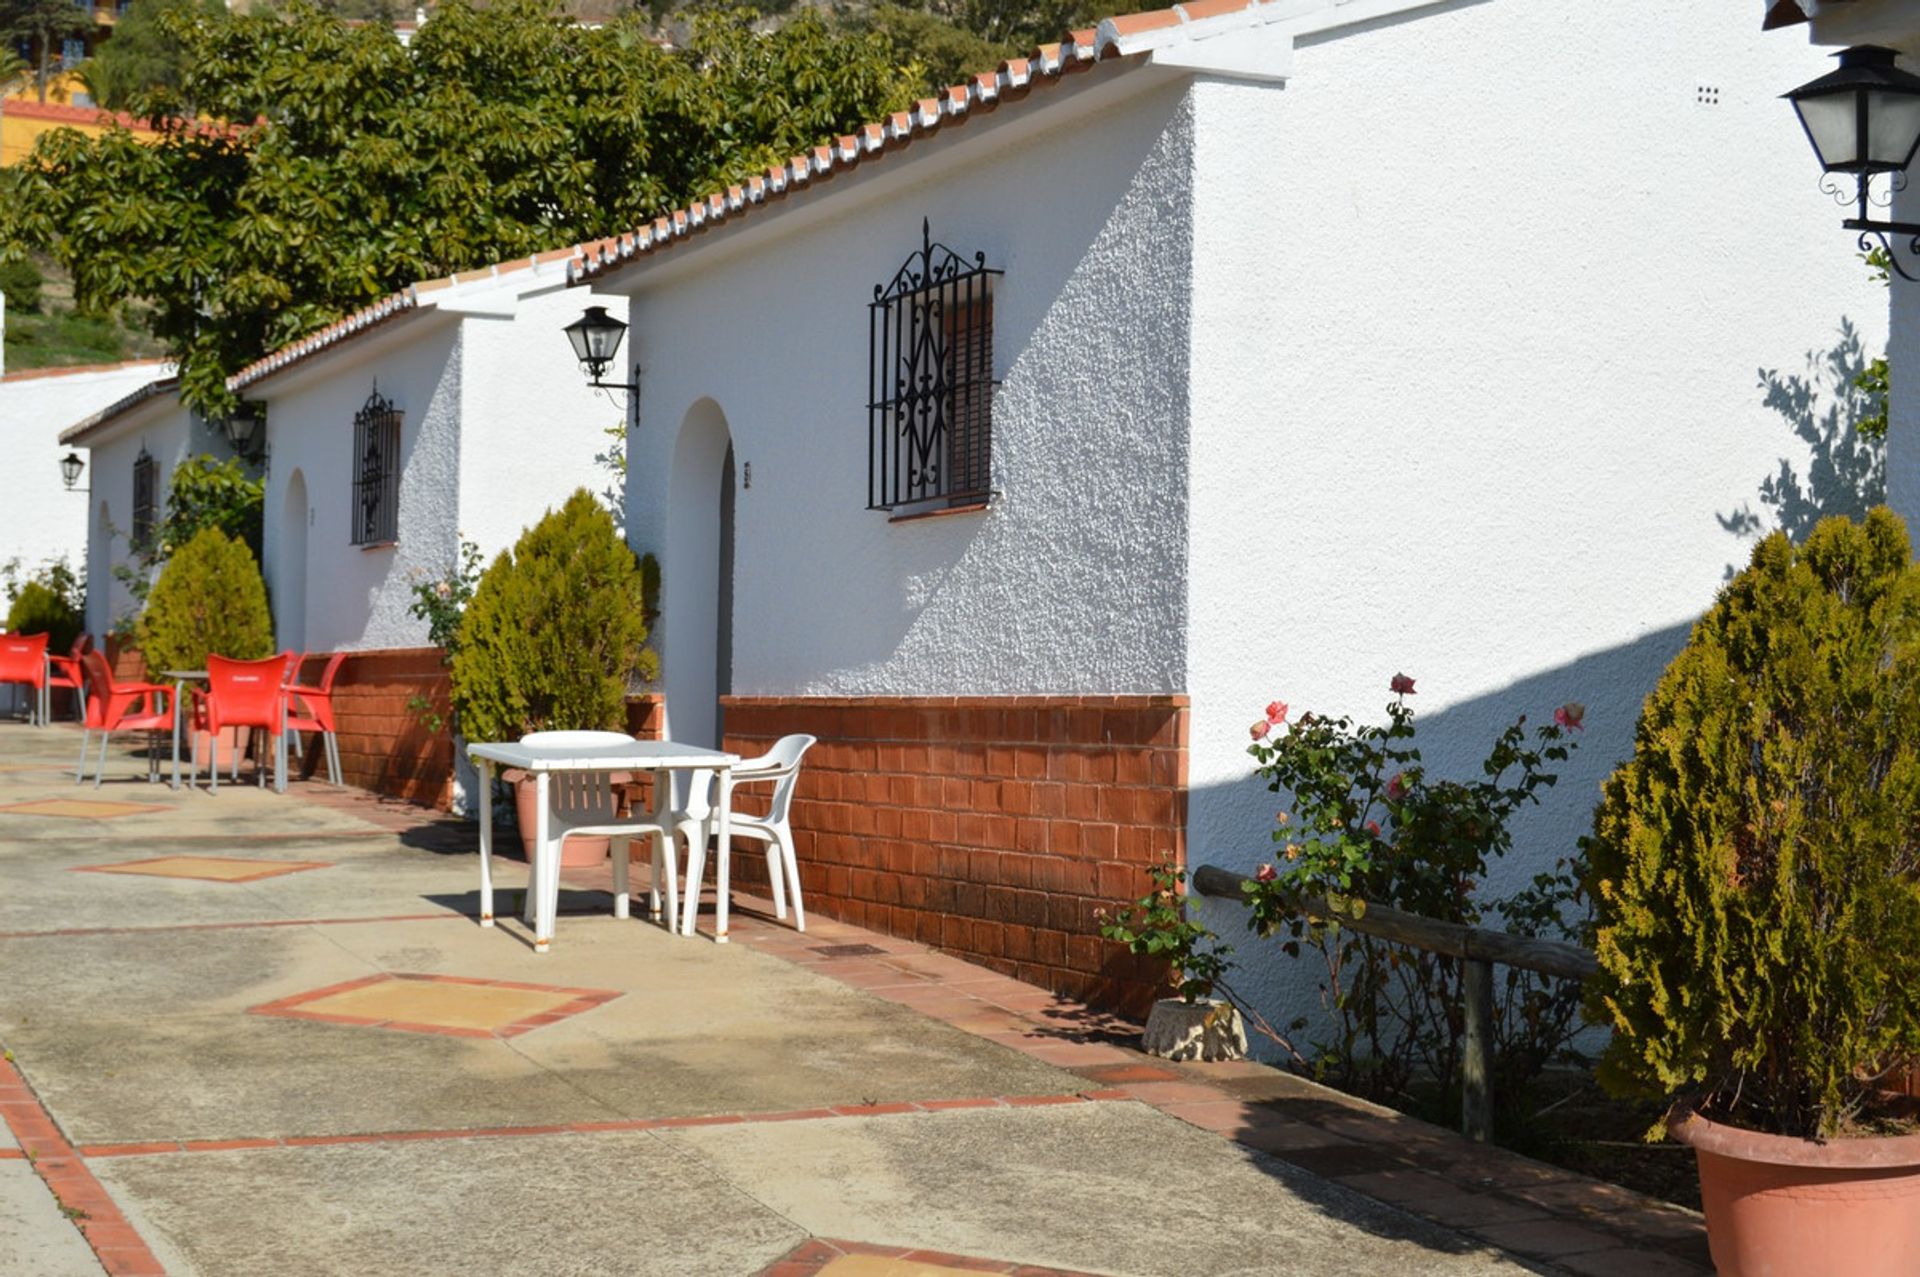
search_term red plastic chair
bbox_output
[191,655,289,793]
[46,634,91,724]
[0,633,50,726]
[284,652,346,786]
[76,649,173,787]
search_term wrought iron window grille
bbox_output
[351,387,402,546]
[868,219,1002,512]
[130,449,156,552]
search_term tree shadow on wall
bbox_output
[1718,318,1885,575]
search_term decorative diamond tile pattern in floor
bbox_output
[249,973,621,1039]
[762,1239,1104,1276]
[0,798,167,819]
[75,855,332,883]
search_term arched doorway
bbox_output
[278,469,309,650]
[664,399,735,752]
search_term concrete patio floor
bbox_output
[0,720,1707,1276]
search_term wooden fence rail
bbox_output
[1188,863,1597,1142]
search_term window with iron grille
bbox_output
[351,388,401,546]
[130,449,156,551]
[868,220,1001,511]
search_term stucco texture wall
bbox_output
[1183,3,1891,1027]
[456,284,631,559]
[75,401,235,643]
[259,317,462,653]
[619,75,1194,717]
[0,363,167,602]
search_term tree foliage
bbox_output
[159,454,265,565]
[450,490,652,743]
[77,0,226,112]
[0,0,93,102]
[4,579,83,652]
[135,526,274,675]
[1585,509,1920,1139]
[0,0,919,414]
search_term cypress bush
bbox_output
[136,527,274,675]
[450,490,651,743]
[6,581,82,652]
[1585,509,1920,1139]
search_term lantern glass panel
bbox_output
[1794,92,1862,170]
[1868,88,1920,167]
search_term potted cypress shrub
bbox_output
[136,527,275,771]
[1585,509,1920,1277]
[449,490,651,866]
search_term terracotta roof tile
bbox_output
[570,1,1299,287]
[58,376,183,445]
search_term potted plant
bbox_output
[136,527,274,771]
[1585,510,1920,1277]
[1101,857,1246,1061]
[449,490,652,867]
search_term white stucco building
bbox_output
[233,252,629,656]
[0,359,170,600]
[570,0,1888,1013]
[55,377,238,640]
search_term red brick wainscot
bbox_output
[289,648,453,808]
[721,695,1188,1016]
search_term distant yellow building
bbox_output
[1,96,159,166]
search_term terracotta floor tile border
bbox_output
[0,1053,166,1276]
[246,972,623,1040]
[72,855,335,883]
[73,1092,1128,1160]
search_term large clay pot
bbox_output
[1670,1107,1920,1276]
[504,771,614,869]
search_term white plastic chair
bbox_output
[681,734,816,934]
[482,731,682,945]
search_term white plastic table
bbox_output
[466,737,741,952]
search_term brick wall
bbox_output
[722,695,1187,1016]
[291,648,453,809]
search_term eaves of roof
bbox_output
[1762,0,1853,29]
[57,376,182,447]
[225,245,603,394]
[567,0,1297,287]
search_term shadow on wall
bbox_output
[1718,317,1885,574]
[1184,620,1696,1068]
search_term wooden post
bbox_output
[1461,957,1493,1143]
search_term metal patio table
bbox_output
[466,736,741,952]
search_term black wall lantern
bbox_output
[1787,45,1920,279]
[59,451,85,491]
[563,305,638,392]
[223,406,265,463]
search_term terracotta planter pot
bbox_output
[1670,1107,1920,1276]
[192,726,246,773]
[502,771,620,869]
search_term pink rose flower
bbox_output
[1554,702,1586,732]
[1249,719,1270,741]
[1390,673,1417,695]
[1265,700,1289,727]
[1255,863,1277,883]
[1366,821,1382,837]
[1386,772,1406,801]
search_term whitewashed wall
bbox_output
[75,399,231,640]
[613,71,1194,735]
[258,316,461,653]
[1185,1,1890,1023]
[0,362,167,601]
[456,283,631,564]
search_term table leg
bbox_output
[533,771,554,953]
[478,760,494,927]
[714,765,733,944]
[171,680,184,790]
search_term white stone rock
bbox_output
[1141,997,1247,1062]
